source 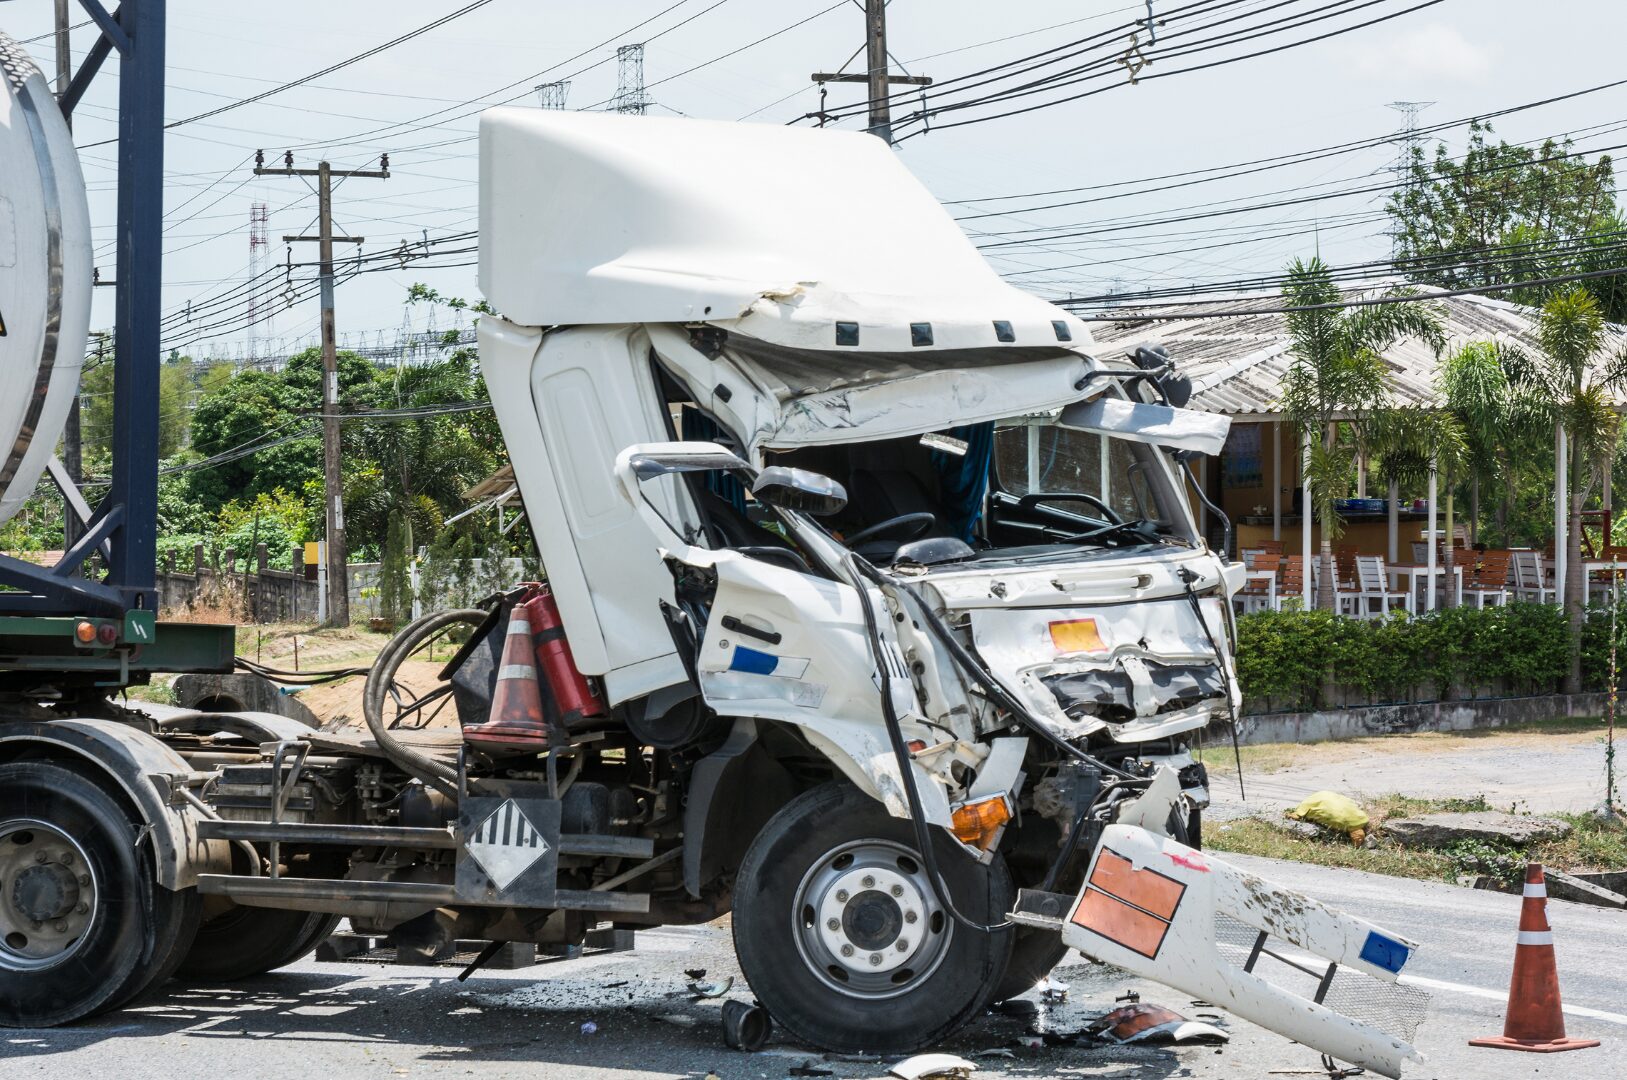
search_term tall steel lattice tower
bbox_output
[612,44,649,115]
[535,79,570,109]
[1386,101,1432,257]
[246,202,270,363]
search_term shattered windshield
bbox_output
[992,421,1188,538]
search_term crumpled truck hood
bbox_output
[914,548,1235,741]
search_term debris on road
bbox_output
[887,1053,976,1080]
[1088,1002,1230,1045]
[688,975,734,998]
[579,1021,597,1035]
[1038,976,1069,1003]
[720,999,772,1051]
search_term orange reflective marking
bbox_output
[1070,887,1172,959]
[1089,848,1186,921]
[1048,617,1107,654]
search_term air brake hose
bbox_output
[362,607,488,800]
[848,554,1010,936]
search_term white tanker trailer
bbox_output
[0,32,91,526]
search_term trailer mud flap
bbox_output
[1056,825,1425,1079]
[456,797,561,906]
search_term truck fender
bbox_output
[0,719,228,889]
[682,718,791,897]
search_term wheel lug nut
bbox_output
[835,889,849,902]
[869,953,882,966]
[59,852,73,866]
[53,920,68,933]
[78,874,90,887]
[890,884,903,897]
[896,940,909,952]
[35,852,48,864]
[861,875,875,888]
[76,903,89,915]
[30,921,42,931]
[840,944,854,957]
[904,911,918,924]
[826,918,840,931]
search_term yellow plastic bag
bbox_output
[1285,791,1369,839]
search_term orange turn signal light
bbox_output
[74,621,97,644]
[950,795,1012,850]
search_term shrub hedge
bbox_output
[1234,602,1626,712]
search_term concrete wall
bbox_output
[1233,692,1607,745]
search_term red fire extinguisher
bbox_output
[522,585,607,727]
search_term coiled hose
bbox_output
[362,607,489,800]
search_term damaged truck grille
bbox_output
[1040,662,1224,725]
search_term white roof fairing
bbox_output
[478,108,1092,354]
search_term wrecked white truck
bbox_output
[0,53,1425,1075]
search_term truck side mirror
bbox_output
[752,467,847,517]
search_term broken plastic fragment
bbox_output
[688,976,734,999]
[579,1021,597,1035]
[888,1053,977,1080]
[1038,976,1069,1003]
[1089,1003,1229,1045]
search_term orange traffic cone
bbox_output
[1469,863,1600,1053]
[462,603,553,752]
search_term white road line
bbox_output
[1400,974,1627,1027]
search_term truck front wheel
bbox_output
[733,783,1013,1054]
[0,761,199,1026]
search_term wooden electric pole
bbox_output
[812,0,930,144]
[252,151,389,626]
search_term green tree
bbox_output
[1279,257,1446,610]
[1387,122,1622,318]
[1436,341,1548,543]
[377,508,414,627]
[1499,287,1627,691]
[80,350,197,460]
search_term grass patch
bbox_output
[1207,793,1627,886]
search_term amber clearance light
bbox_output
[950,795,1012,850]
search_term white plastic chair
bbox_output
[1511,550,1550,603]
[1352,556,1408,619]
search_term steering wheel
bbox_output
[845,512,937,547]
[1016,490,1122,525]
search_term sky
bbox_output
[3,0,1625,363]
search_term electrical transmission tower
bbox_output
[1386,101,1432,256]
[535,79,570,109]
[612,44,649,115]
[246,202,270,364]
[812,0,931,145]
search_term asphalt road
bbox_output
[3,854,1622,1080]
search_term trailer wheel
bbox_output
[177,906,340,981]
[0,761,197,1026]
[733,783,1013,1054]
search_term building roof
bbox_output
[1085,284,1627,418]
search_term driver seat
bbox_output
[846,468,943,562]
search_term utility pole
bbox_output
[253,151,389,626]
[812,0,930,144]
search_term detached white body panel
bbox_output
[0,36,92,526]
[1061,825,1423,1078]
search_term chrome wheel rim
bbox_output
[792,838,951,999]
[0,819,98,972]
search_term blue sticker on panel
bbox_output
[1359,930,1410,974]
[729,646,780,675]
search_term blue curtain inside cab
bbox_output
[931,422,994,543]
[680,406,747,513]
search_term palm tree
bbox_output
[1279,258,1447,610]
[1437,341,1549,545]
[1500,287,1627,692]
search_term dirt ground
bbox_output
[1204,718,1621,817]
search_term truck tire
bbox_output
[177,907,340,981]
[733,783,1013,1054]
[0,761,199,1025]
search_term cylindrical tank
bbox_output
[0,32,92,528]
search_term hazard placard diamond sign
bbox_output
[456,796,560,903]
